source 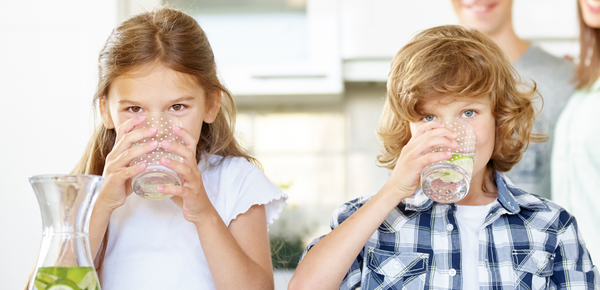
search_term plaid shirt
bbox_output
[301,172,599,290]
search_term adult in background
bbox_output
[451,0,575,199]
[552,0,600,266]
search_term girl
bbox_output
[552,0,600,265]
[289,25,598,290]
[71,6,286,290]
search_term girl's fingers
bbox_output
[107,163,147,183]
[115,116,147,142]
[111,127,158,157]
[160,157,197,183]
[173,126,198,150]
[109,141,159,168]
[161,140,195,165]
[156,184,188,198]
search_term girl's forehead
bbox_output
[109,64,204,99]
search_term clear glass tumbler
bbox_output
[129,112,185,200]
[420,119,477,203]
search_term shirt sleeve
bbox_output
[550,214,599,289]
[225,158,288,226]
[298,196,372,290]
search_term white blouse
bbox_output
[101,154,287,290]
[552,78,600,265]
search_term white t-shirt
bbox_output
[455,202,495,290]
[101,154,288,290]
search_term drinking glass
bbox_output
[129,112,184,200]
[420,119,476,203]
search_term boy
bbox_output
[289,25,598,290]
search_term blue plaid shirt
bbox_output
[300,172,599,289]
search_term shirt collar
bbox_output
[402,171,550,214]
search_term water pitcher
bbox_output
[28,175,103,290]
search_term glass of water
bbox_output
[129,112,185,200]
[420,119,476,203]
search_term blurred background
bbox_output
[0,0,577,289]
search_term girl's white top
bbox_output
[552,78,600,265]
[101,154,288,290]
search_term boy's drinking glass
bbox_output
[129,112,184,200]
[420,119,476,203]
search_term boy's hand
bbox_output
[157,126,213,224]
[100,116,158,210]
[384,121,458,201]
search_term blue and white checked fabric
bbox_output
[300,172,599,290]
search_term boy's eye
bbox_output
[462,110,475,118]
[128,106,142,113]
[171,104,184,111]
[423,115,436,122]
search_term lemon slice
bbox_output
[48,286,77,290]
[439,170,464,183]
[78,271,97,290]
[449,154,474,172]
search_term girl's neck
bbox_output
[456,170,497,206]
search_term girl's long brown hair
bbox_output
[576,0,600,89]
[71,6,254,285]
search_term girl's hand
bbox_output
[157,126,212,224]
[99,116,159,210]
[385,121,458,200]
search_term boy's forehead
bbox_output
[418,95,491,109]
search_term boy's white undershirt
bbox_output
[455,201,495,290]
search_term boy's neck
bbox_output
[456,171,497,206]
[486,21,530,64]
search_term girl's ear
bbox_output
[99,97,115,129]
[203,91,222,124]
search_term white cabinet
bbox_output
[192,0,343,98]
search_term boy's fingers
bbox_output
[413,121,445,138]
[421,151,453,167]
[416,136,458,156]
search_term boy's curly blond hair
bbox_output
[377,25,547,191]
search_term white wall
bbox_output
[0,1,117,287]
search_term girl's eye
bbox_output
[128,106,142,113]
[462,110,475,118]
[171,104,184,111]
[423,115,436,122]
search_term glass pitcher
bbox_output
[28,174,103,290]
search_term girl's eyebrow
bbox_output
[169,96,195,103]
[118,99,141,106]
[117,96,195,106]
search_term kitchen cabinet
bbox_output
[174,0,343,98]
